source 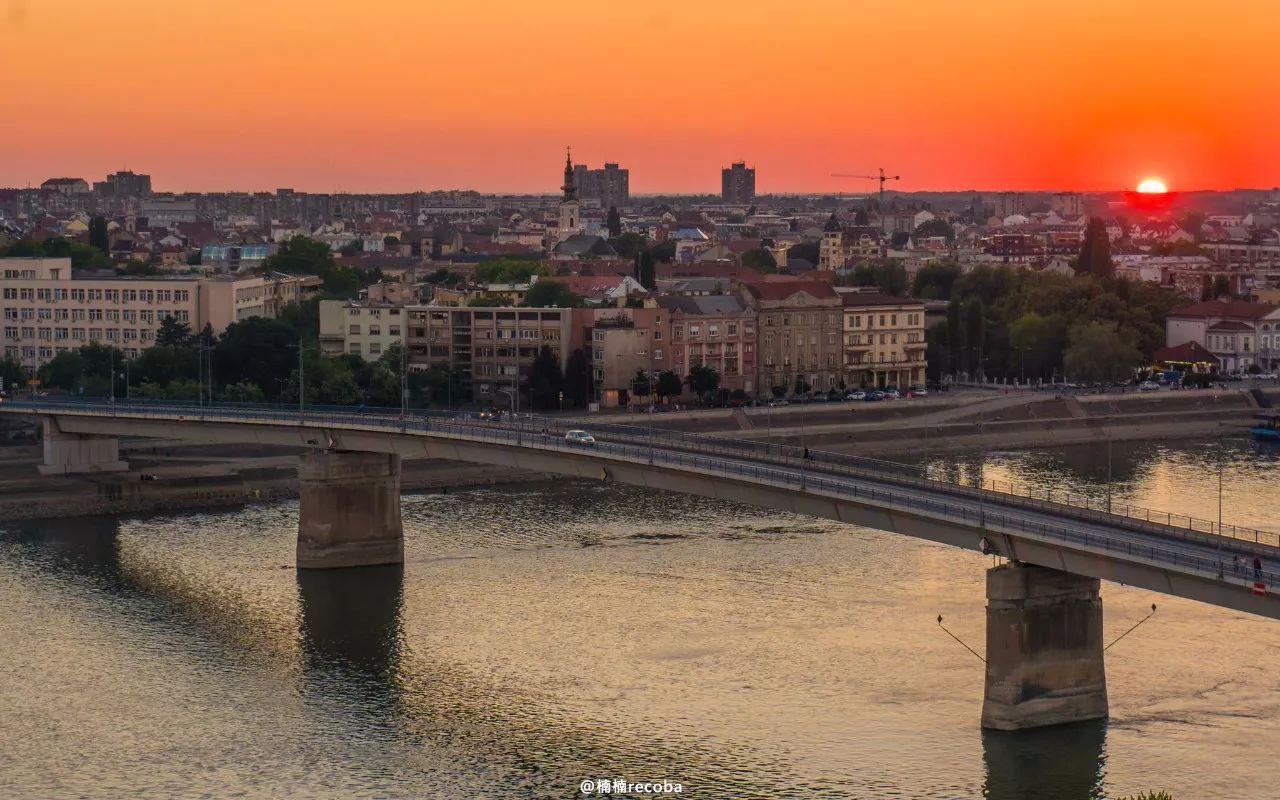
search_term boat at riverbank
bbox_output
[1249,415,1280,442]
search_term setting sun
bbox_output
[1137,178,1168,194]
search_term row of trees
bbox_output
[926,266,1182,384]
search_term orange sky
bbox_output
[3,0,1279,195]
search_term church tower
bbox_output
[558,147,581,242]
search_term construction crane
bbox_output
[831,168,901,208]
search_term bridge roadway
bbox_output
[5,398,1279,620]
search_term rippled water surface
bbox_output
[2,437,1279,799]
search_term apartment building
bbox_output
[319,300,407,359]
[570,307,671,407]
[659,295,756,395]
[819,217,883,270]
[405,305,572,404]
[839,290,927,388]
[0,257,298,368]
[741,280,843,394]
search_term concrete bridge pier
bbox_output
[981,562,1108,730]
[297,450,404,569]
[38,418,128,475]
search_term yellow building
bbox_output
[840,290,927,388]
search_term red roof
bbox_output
[1154,341,1218,364]
[742,280,838,301]
[840,291,922,308]
[1169,300,1277,319]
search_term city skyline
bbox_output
[4,0,1280,194]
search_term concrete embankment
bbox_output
[747,389,1267,455]
[0,445,551,522]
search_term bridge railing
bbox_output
[411,413,1280,590]
[10,397,1280,551]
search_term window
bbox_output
[390,326,401,336]
[349,343,360,354]
[349,324,361,334]
[369,342,382,355]
[369,326,381,336]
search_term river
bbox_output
[1,437,1278,799]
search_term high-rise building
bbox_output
[721,162,756,204]
[1050,192,1083,217]
[572,162,630,209]
[94,170,152,198]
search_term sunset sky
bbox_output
[4,0,1279,195]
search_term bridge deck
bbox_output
[4,400,1278,618]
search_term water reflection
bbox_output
[982,719,1107,800]
[297,565,406,706]
[8,515,125,586]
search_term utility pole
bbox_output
[400,341,408,418]
[298,343,304,413]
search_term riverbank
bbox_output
[0,442,551,521]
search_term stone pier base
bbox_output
[38,419,128,475]
[297,451,403,569]
[981,562,1108,730]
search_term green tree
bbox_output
[131,345,198,386]
[1008,311,1067,380]
[263,236,374,297]
[946,299,965,374]
[421,364,464,407]
[88,216,109,253]
[424,268,462,285]
[0,356,24,394]
[965,296,986,377]
[913,218,954,241]
[848,260,908,296]
[1077,217,1114,279]
[685,364,720,400]
[793,375,811,395]
[606,205,622,238]
[1211,274,1231,299]
[120,259,160,276]
[609,232,648,260]
[650,240,676,263]
[742,248,777,272]
[853,208,869,225]
[156,316,193,347]
[656,370,683,401]
[211,317,300,397]
[220,381,267,403]
[630,369,652,398]
[636,250,657,290]
[474,258,547,284]
[912,261,962,300]
[563,348,592,408]
[527,345,564,410]
[522,281,582,308]
[1064,321,1141,382]
[890,231,910,248]
[786,241,820,265]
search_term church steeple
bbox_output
[561,146,578,201]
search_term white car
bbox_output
[1138,380,1160,392]
[565,429,596,446]
[844,390,866,401]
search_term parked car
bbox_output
[1138,380,1160,392]
[864,390,886,402]
[883,389,901,399]
[1262,373,1279,380]
[909,386,929,397]
[845,390,866,401]
[768,398,790,407]
[564,429,596,446]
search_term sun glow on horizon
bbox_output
[1137,177,1169,194]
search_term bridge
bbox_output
[3,398,1278,731]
